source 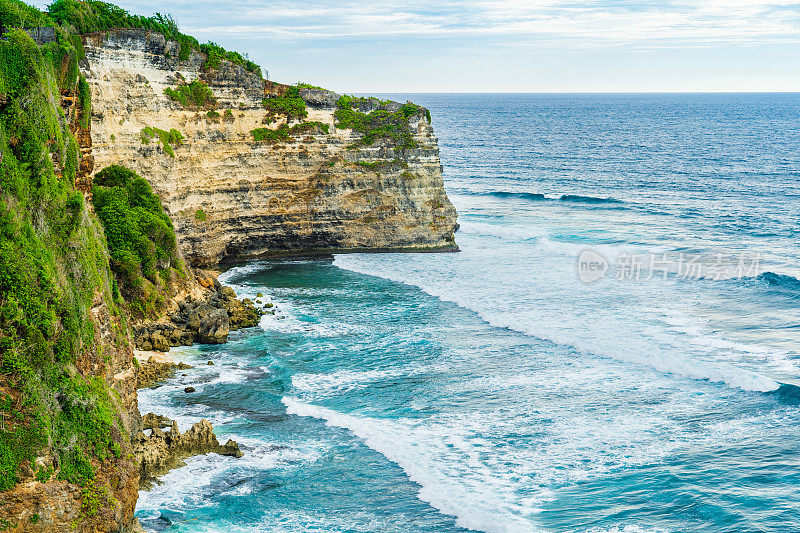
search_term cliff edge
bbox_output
[81,29,458,266]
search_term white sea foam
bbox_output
[257,296,365,337]
[136,439,322,514]
[292,366,426,395]
[282,397,545,533]
[333,245,781,393]
[217,262,269,285]
[281,389,738,533]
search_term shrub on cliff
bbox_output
[262,86,308,122]
[91,165,184,317]
[334,96,429,149]
[164,78,216,109]
[140,126,183,157]
[0,26,127,493]
[251,121,329,143]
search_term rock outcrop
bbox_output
[135,358,192,389]
[134,414,243,485]
[81,29,458,266]
[132,273,262,351]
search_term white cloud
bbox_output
[178,0,800,50]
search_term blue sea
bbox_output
[136,94,800,533]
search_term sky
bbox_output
[35,0,800,92]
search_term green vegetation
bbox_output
[140,126,183,157]
[195,41,260,75]
[164,79,216,109]
[77,74,90,128]
[34,465,53,482]
[334,96,430,149]
[206,110,220,120]
[296,81,325,90]
[45,0,262,76]
[194,208,207,222]
[251,125,290,143]
[91,165,184,317]
[0,25,127,492]
[0,0,52,26]
[262,86,307,121]
[354,159,407,170]
[251,121,329,143]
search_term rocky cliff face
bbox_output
[81,29,457,266]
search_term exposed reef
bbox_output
[134,414,242,486]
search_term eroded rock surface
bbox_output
[134,415,243,485]
[133,273,262,351]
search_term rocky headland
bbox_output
[0,4,457,531]
[133,414,242,486]
[82,28,458,266]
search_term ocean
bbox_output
[136,94,800,533]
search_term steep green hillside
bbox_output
[0,26,126,491]
[0,0,248,507]
[91,165,186,318]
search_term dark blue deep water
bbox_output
[137,94,800,532]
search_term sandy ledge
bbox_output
[134,349,177,365]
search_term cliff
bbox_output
[81,29,458,266]
[0,28,140,531]
[0,1,457,530]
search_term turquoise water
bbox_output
[137,94,800,532]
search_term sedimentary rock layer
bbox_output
[81,29,458,266]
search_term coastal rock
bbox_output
[150,332,170,352]
[218,439,245,458]
[132,273,262,352]
[196,307,230,344]
[134,417,243,484]
[136,357,192,389]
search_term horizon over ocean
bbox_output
[136,93,800,533]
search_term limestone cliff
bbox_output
[81,29,458,266]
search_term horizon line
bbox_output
[353,90,800,95]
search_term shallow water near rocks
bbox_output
[137,94,800,532]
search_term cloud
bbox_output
[172,0,800,49]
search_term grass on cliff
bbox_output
[140,126,183,157]
[334,95,430,149]
[251,121,329,143]
[91,165,185,318]
[0,27,127,493]
[164,78,216,109]
[296,81,325,90]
